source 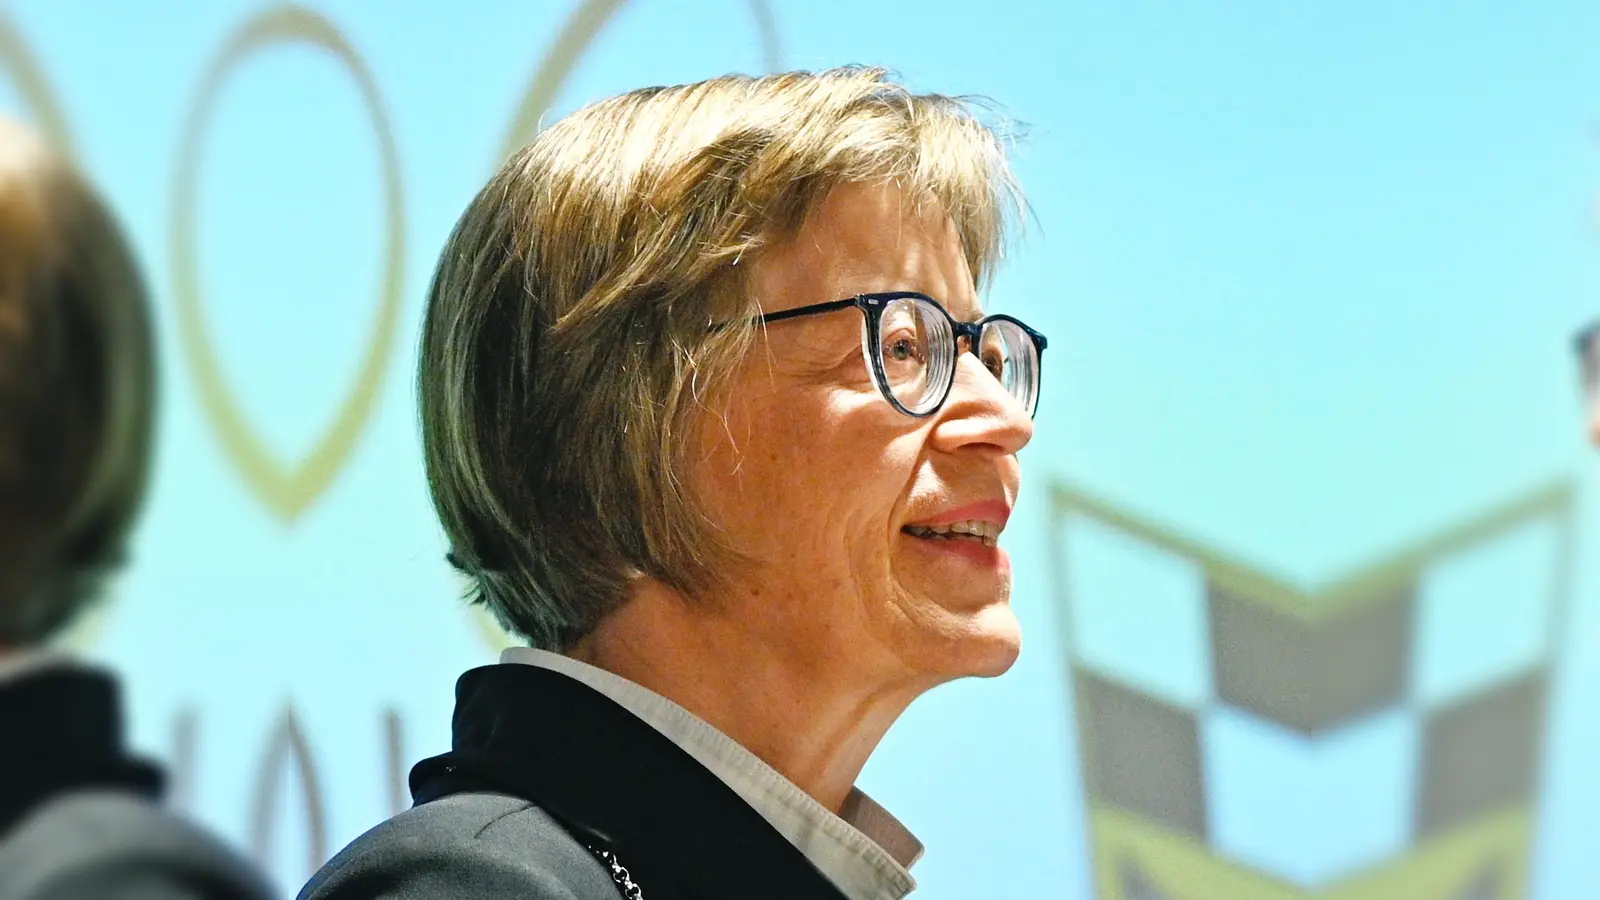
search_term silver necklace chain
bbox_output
[585,844,644,900]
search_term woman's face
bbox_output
[690,182,1035,688]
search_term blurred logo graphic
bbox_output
[170,4,406,524]
[5,0,784,653]
[1050,478,1576,900]
[248,705,329,875]
[496,0,783,162]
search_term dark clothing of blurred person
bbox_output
[0,117,272,900]
[0,659,270,900]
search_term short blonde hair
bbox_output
[422,67,1022,649]
[0,117,155,644]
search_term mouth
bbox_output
[899,500,1011,558]
[901,520,1001,547]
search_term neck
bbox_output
[567,582,926,814]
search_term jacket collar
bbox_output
[412,663,849,900]
[499,648,920,897]
[0,666,164,837]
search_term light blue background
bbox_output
[4,1,1599,897]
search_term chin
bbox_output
[905,603,1022,682]
[961,604,1023,677]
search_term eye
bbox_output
[979,328,1010,379]
[883,330,925,364]
[981,348,1006,379]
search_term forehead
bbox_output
[754,182,982,320]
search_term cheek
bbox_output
[690,388,819,542]
[692,386,917,563]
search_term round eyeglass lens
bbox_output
[980,318,1040,415]
[875,296,952,414]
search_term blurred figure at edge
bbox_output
[0,115,272,900]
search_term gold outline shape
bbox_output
[0,10,73,154]
[496,0,785,162]
[170,4,404,522]
[474,0,785,652]
[248,704,328,878]
[382,707,406,816]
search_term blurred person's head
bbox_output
[423,66,1042,697]
[0,116,155,649]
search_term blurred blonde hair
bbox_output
[0,116,155,644]
[422,66,1023,649]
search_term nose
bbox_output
[928,354,1034,457]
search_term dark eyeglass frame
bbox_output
[752,291,1049,418]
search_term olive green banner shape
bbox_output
[1087,803,1530,900]
[170,3,405,524]
[1050,476,1577,623]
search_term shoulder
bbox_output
[0,789,272,900]
[298,793,620,900]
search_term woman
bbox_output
[0,116,271,900]
[304,66,1046,900]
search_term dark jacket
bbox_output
[300,664,851,900]
[0,667,274,900]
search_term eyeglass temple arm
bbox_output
[751,297,862,326]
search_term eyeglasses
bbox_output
[752,291,1048,418]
